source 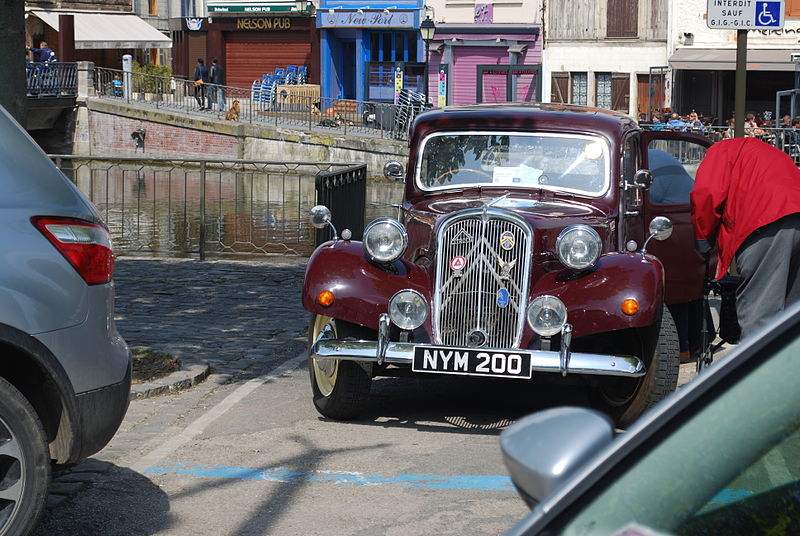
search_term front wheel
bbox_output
[589,306,680,427]
[308,315,372,420]
[0,376,51,536]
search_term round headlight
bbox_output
[526,295,568,336]
[555,225,601,270]
[389,289,428,330]
[364,218,408,263]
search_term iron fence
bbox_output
[51,156,366,259]
[26,62,78,97]
[93,67,425,141]
[641,124,800,165]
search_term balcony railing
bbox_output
[26,62,78,98]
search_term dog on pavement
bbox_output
[225,99,240,121]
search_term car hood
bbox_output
[410,194,612,236]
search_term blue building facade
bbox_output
[316,0,426,102]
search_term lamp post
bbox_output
[420,16,436,103]
[295,0,309,13]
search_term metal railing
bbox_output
[641,124,800,165]
[51,155,366,259]
[94,66,426,140]
[26,62,78,97]
[315,164,367,245]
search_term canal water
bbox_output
[66,160,405,257]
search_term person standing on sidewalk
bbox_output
[208,58,226,112]
[193,58,209,110]
[691,137,800,339]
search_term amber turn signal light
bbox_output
[621,299,639,316]
[317,290,335,307]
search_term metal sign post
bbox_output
[706,0,785,136]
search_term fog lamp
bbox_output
[526,295,567,336]
[389,289,428,330]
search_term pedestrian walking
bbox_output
[209,58,226,112]
[193,58,209,110]
[691,137,800,338]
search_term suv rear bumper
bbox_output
[73,359,131,460]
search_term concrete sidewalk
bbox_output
[113,256,310,398]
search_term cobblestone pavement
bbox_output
[41,256,312,513]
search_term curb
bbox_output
[129,359,211,400]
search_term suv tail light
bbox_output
[32,217,115,285]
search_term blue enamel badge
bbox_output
[496,288,510,308]
[499,231,515,250]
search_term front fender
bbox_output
[302,240,431,330]
[532,252,664,339]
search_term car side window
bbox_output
[647,140,707,205]
[556,329,800,536]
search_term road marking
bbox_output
[144,462,515,491]
[130,351,307,474]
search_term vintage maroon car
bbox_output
[302,103,712,426]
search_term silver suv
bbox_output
[0,106,131,535]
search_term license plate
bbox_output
[412,346,532,379]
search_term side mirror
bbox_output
[500,407,614,508]
[649,215,673,241]
[642,216,673,254]
[634,169,653,189]
[383,161,405,182]
[310,205,332,229]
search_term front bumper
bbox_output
[312,314,646,378]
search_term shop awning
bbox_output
[669,48,799,71]
[30,10,172,49]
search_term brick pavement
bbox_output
[40,256,312,513]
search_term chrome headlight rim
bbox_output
[363,217,408,263]
[388,289,429,330]
[526,295,568,337]
[555,224,602,270]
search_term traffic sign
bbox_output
[707,0,785,29]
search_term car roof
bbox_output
[411,103,639,140]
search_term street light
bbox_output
[295,0,310,13]
[420,16,436,103]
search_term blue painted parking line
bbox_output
[145,462,515,491]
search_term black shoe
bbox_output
[199,106,205,110]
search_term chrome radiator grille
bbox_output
[434,210,531,348]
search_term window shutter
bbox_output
[611,73,630,111]
[607,0,638,38]
[551,72,569,103]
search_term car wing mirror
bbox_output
[641,216,673,254]
[310,204,341,241]
[500,407,614,508]
[384,161,405,182]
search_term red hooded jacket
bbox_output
[691,137,800,279]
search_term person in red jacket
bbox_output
[691,137,800,338]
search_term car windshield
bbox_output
[416,132,610,197]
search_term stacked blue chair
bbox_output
[260,74,276,106]
[297,66,308,85]
[285,65,298,85]
[251,79,262,102]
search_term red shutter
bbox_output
[223,32,311,90]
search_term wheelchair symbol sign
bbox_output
[757,1,781,27]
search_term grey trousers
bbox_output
[734,212,800,338]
